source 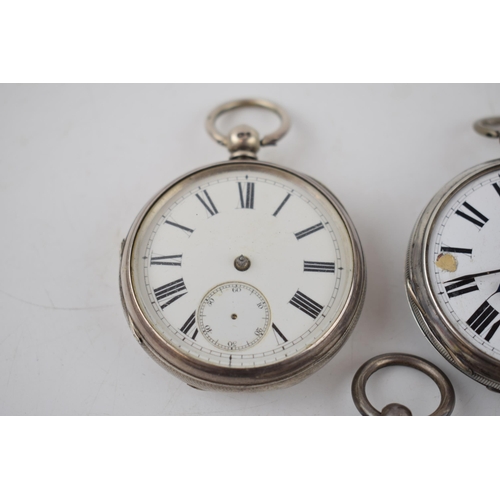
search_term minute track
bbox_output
[142,172,347,367]
[127,164,358,379]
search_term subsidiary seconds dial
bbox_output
[197,282,271,352]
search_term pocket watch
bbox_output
[120,99,366,391]
[406,117,500,391]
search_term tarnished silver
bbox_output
[234,255,251,272]
[473,116,500,139]
[206,98,291,159]
[406,118,500,391]
[352,353,455,416]
[119,101,366,391]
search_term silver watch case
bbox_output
[120,159,366,391]
[406,158,500,391]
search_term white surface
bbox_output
[428,169,500,360]
[1,83,500,415]
[130,163,355,371]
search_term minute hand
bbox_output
[445,268,500,283]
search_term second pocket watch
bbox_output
[120,99,366,391]
[407,117,500,391]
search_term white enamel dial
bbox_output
[197,282,271,352]
[129,164,356,370]
[428,169,500,360]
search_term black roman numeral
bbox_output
[304,261,335,273]
[180,311,198,340]
[295,222,324,240]
[445,277,479,298]
[238,182,255,209]
[154,278,187,309]
[272,323,288,344]
[440,246,472,255]
[195,189,218,217]
[455,202,488,228]
[165,220,194,234]
[150,254,182,266]
[273,193,291,217]
[493,183,500,197]
[467,300,500,341]
[289,290,323,319]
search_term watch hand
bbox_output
[444,268,500,283]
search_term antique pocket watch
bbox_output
[406,117,500,391]
[120,99,366,391]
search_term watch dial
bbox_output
[131,164,355,368]
[428,169,500,360]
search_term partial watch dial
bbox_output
[129,163,357,371]
[428,168,500,360]
[407,157,500,390]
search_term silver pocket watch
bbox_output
[407,117,500,391]
[120,99,366,391]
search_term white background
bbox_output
[1,83,500,415]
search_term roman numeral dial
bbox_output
[150,254,182,266]
[135,169,356,373]
[180,311,198,340]
[289,290,324,319]
[271,323,288,344]
[273,193,291,217]
[196,189,218,217]
[467,300,500,341]
[427,169,500,367]
[154,278,187,309]
[444,277,479,298]
[440,246,472,255]
[295,222,324,240]
[455,202,488,228]
[304,261,335,273]
[238,182,254,209]
[165,220,194,234]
